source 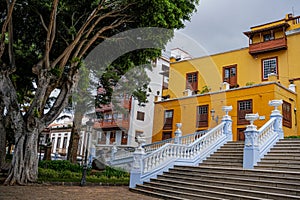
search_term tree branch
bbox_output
[44,0,59,69]
[0,0,16,63]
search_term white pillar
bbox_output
[116,130,122,145]
[106,131,111,145]
[243,113,259,169]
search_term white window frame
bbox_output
[262,57,277,80]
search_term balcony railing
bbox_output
[94,119,129,129]
[249,37,287,54]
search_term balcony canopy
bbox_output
[243,23,290,37]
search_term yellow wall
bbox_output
[153,15,300,142]
[153,83,297,142]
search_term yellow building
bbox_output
[153,14,300,142]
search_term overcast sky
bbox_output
[167,0,300,57]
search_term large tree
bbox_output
[0,0,199,185]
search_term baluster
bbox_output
[157,152,161,166]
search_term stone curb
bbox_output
[38,181,129,187]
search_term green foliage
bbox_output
[100,166,129,178]
[246,82,255,86]
[38,161,129,184]
[38,168,59,179]
[39,160,83,173]
[200,85,210,94]
[285,136,300,138]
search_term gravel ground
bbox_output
[0,185,161,200]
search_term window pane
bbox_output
[263,58,277,79]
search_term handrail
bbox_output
[243,100,283,169]
[257,118,277,156]
[130,106,233,188]
[142,130,207,152]
[141,122,227,176]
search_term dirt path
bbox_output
[0,185,160,200]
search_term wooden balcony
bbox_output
[249,37,287,54]
[94,119,129,130]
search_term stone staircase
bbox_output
[255,138,300,172]
[130,139,300,199]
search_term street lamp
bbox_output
[80,118,94,186]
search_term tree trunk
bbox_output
[0,115,6,169]
[6,131,36,185]
[67,122,80,164]
[4,128,39,185]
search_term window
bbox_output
[110,131,116,144]
[162,131,172,140]
[238,99,253,125]
[282,101,292,128]
[97,131,106,144]
[136,111,145,121]
[162,64,169,72]
[197,105,209,128]
[223,65,237,88]
[163,110,174,130]
[263,33,274,41]
[62,137,68,149]
[121,131,128,145]
[56,137,61,148]
[262,57,278,80]
[186,72,198,91]
[135,131,143,138]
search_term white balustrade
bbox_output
[243,100,283,169]
[142,122,226,174]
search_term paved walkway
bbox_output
[0,185,161,200]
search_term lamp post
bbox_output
[80,118,94,186]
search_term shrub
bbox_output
[101,166,129,178]
[38,168,59,179]
[59,170,76,179]
[39,160,83,173]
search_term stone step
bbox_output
[137,182,269,200]
[262,155,300,159]
[173,166,300,180]
[213,151,244,155]
[133,184,229,200]
[170,168,300,185]
[204,157,243,162]
[255,164,300,172]
[161,171,300,189]
[274,142,300,148]
[201,161,243,165]
[153,175,300,196]
[269,149,300,153]
[259,159,300,164]
[207,154,244,158]
[130,187,191,200]
[279,138,300,142]
[264,152,300,157]
[144,180,300,200]
[219,144,244,148]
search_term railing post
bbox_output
[269,100,284,139]
[174,123,182,144]
[110,142,117,161]
[243,113,259,169]
[221,106,233,141]
[130,134,146,188]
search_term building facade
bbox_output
[153,14,300,142]
[93,49,192,153]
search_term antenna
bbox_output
[292,6,295,16]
